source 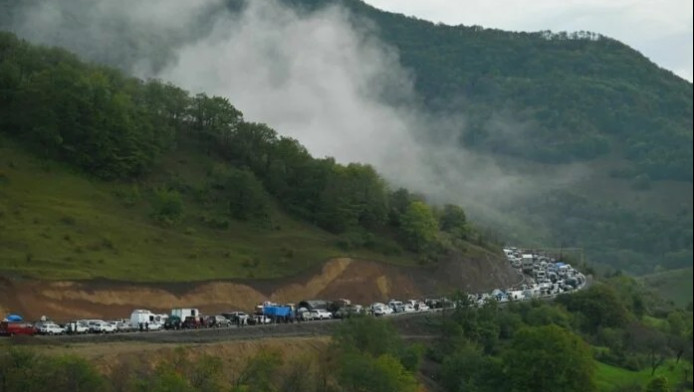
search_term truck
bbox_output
[171,308,199,319]
[521,254,534,273]
[263,305,293,323]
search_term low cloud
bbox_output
[3,0,587,230]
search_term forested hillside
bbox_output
[0,0,691,275]
[276,0,694,274]
[0,32,485,279]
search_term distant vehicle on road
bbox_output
[39,322,65,335]
[0,321,38,337]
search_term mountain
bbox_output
[280,0,694,274]
[0,0,691,274]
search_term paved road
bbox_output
[13,276,593,346]
[24,312,436,345]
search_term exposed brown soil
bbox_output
[0,252,521,321]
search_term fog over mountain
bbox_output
[2,0,588,234]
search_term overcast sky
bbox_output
[366,0,693,82]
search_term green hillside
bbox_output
[0,0,691,274]
[278,0,694,274]
[0,32,485,281]
[0,139,352,281]
[641,268,694,308]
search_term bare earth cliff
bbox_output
[0,254,520,320]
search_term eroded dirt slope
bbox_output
[0,252,520,320]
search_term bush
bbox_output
[150,188,184,225]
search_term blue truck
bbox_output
[262,305,294,323]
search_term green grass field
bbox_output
[595,360,693,391]
[0,140,421,282]
[641,268,694,307]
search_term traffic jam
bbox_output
[1,247,587,337]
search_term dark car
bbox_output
[182,316,204,329]
[208,315,231,328]
[164,316,182,330]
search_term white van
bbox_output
[130,309,164,330]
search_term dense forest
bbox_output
[2,275,692,391]
[281,0,692,180]
[0,31,476,263]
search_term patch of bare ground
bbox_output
[0,251,519,320]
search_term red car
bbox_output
[0,321,38,337]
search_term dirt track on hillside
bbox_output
[0,254,521,320]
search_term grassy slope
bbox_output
[0,139,421,282]
[641,267,694,307]
[595,360,692,391]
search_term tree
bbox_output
[503,325,596,392]
[337,353,418,392]
[232,350,282,392]
[439,204,468,239]
[400,200,438,252]
[440,345,505,392]
[224,167,270,222]
[556,284,630,333]
[645,376,670,392]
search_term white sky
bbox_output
[365,0,693,82]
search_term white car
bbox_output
[298,310,314,321]
[115,320,136,332]
[65,321,90,334]
[416,302,430,311]
[311,309,333,320]
[89,320,116,333]
[370,303,393,316]
[39,322,65,335]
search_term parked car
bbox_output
[310,309,332,320]
[297,309,314,321]
[88,320,116,334]
[165,316,183,330]
[65,321,90,334]
[0,321,37,337]
[388,300,405,313]
[182,316,204,329]
[334,306,355,319]
[370,303,392,316]
[116,320,137,332]
[222,311,250,326]
[39,322,65,335]
[248,315,272,325]
[209,315,231,328]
